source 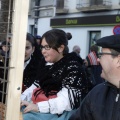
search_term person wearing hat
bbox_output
[35,35,42,46]
[69,34,120,120]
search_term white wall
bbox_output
[27,17,34,33]
[37,18,52,36]
[55,26,114,59]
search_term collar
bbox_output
[24,57,31,69]
[105,81,120,92]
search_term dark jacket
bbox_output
[69,82,120,120]
[22,56,45,91]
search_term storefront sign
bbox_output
[50,15,120,28]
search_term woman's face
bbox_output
[25,40,35,61]
[41,38,64,63]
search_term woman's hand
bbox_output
[21,100,29,107]
[21,101,39,113]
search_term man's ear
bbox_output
[58,45,65,53]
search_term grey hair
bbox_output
[73,45,80,51]
[110,49,120,58]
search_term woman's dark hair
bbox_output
[26,33,43,60]
[66,32,72,40]
[26,33,35,47]
[41,29,71,55]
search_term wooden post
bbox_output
[5,0,29,120]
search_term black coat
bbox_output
[23,56,45,91]
[69,82,120,120]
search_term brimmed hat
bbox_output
[35,35,41,39]
[96,34,120,52]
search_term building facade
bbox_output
[28,0,120,58]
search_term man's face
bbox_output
[77,48,80,54]
[97,48,116,81]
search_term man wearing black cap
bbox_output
[69,34,120,120]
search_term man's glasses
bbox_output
[40,45,51,50]
[98,52,119,59]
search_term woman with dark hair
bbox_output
[22,33,43,92]
[21,29,87,120]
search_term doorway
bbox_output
[89,31,101,52]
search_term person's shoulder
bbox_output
[84,82,107,100]
[91,82,106,92]
[67,52,83,63]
